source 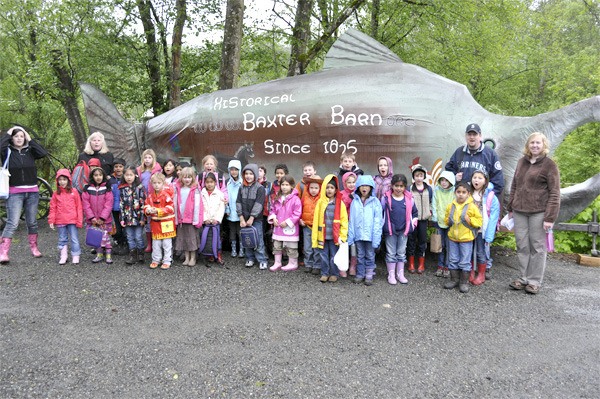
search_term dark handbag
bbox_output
[240,226,259,250]
[85,226,104,247]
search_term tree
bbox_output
[219,0,244,89]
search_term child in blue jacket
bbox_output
[348,175,383,286]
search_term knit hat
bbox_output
[88,158,102,169]
[228,159,242,171]
[410,163,427,178]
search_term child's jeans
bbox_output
[355,240,376,278]
[319,239,339,277]
[244,220,268,263]
[125,225,145,250]
[448,240,474,272]
[475,233,491,266]
[407,219,428,257]
[303,226,320,269]
[385,233,408,264]
[152,238,173,264]
[437,228,449,267]
[57,224,81,256]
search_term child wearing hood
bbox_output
[348,175,383,285]
[431,171,456,278]
[236,163,268,269]
[470,170,500,285]
[268,175,302,272]
[299,176,323,274]
[374,156,393,200]
[312,175,348,283]
[48,169,83,264]
[225,160,244,258]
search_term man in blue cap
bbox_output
[445,123,504,196]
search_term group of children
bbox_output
[47,150,500,292]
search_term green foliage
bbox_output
[554,196,600,254]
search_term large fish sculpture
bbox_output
[81,28,600,222]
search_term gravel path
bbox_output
[1,224,599,398]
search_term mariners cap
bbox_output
[465,123,481,134]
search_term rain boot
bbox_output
[364,268,375,286]
[0,237,12,264]
[269,253,283,271]
[105,249,113,264]
[417,256,425,274]
[188,251,196,266]
[59,245,69,265]
[349,256,357,276]
[396,262,408,284]
[231,240,238,257]
[238,246,245,258]
[387,263,397,285]
[459,270,470,293]
[471,263,487,286]
[92,248,104,263]
[138,249,145,263]
[444,269,460,289]
[469,261,476,283]
[28,234,42,257]
[126,249,137,265]
[72,254,80,264]
[144,232,152,253]
[281,257,298,272]
[408,256,416,273]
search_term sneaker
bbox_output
[245,260,255,268]
[105,255,113,264]
[435,267,443,277]
[339,270,347,278]
[92,254,104,263]
[319,275,329,283]
[443,267,450,278]
[259,262,268,270]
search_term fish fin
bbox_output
[79,82,142,165]
[558,173,600,222]
[323,28,401,70]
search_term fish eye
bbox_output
[484,138,496,149]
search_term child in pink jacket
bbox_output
[268,175,302,272]
[82,165,114,264]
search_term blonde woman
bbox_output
[507,132,560,295]
[77,131,114,176]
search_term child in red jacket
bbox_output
[144,172,176,269]
[48,169,83,265]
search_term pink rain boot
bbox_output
[387,263,397,285]
[396,262,408,284]
[59,246,69,265]
[269,253,283,271]
[349,256,357,276]
[281,257,298,272]
[28,234,42,257]
[0,238,11,263]
[72,254,80,264]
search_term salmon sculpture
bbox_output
[80,29,600,222]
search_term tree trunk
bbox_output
[287,0,314,76]
[219,0,244,90]
[170,0,187,109]
[137,0,166,115]
[303,0,367,69]
[50,50,87,150]
[370,0,380,39]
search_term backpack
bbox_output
[448,202,478,237]
[240,225,259,250]
[72,160,90,194]
[199,224,220,258]
[485,191,501,232]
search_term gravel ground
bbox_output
[1,222,599,398]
